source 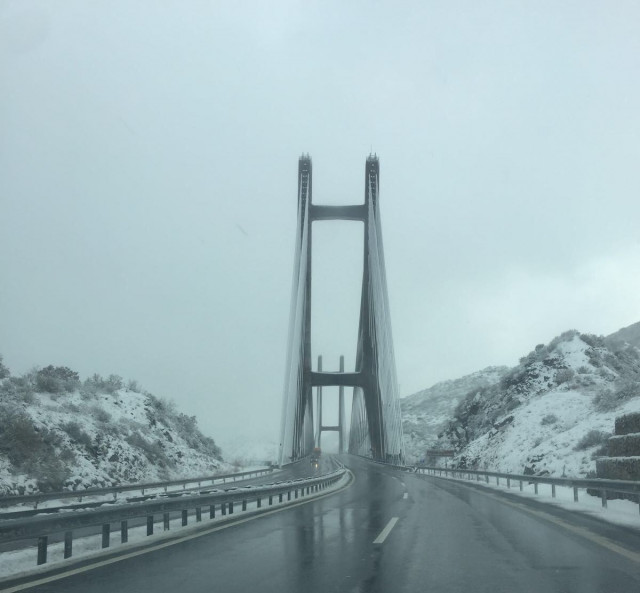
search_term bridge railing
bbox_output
[415,465,640,513]
[0,467,275,511]
[0,468,347,567]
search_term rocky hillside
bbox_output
[0,360,229,494]
[408,323,640,478]
[401,366,508,462]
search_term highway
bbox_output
[3,455,640,592]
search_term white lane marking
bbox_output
[0,472,356,593]
[400,482,405,487]
[373,517,399,544]
[403,492,408,500]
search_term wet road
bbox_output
[4,455,640,592]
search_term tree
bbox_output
[36,365,80,393]
[0,355,9,380]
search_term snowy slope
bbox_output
[0,376,230,495]
[410,324,640,478]
[401,366,508,462]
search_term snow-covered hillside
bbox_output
[0,362,230,495]
[401,366,508,462]
[409,324,640,478]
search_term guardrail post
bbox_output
[64,531,73,559]
[229,502,234,514]
[507,477,510,489]
[196,507,202,522]
[519,480,523,491]
[37,536,47,565]
[496,477,499,486]
[295,489,298,499]
[121,520,128,543]
[164,513,170,530]
[534,483,538,495]
[573,487,578,502]
[147,515,154,536]
[485,475,489,483]
[102,524,110,548]
[287,491,291,501]
[552,485,556,498]
[601,490,608,508]
[242,500,247,511]
[257,498,262,508]
[182,510,188,526]
[269,495,273,505]
[221,502,227,515]
[210,504,215,519]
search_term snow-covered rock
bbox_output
[406,323,640,478]
[0,369,230,495]
[401,366,508,462]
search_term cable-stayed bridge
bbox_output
[3,158,639,593]
[278,154,405,465]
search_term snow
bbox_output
[461,390,640,477]
[0,387,232,495]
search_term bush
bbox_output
[89,405,112,423]
[126,432,173,468]
[574,430,609,451]
[594,380,639,411]
[555,368,575,385]
[36,366,80,394]
[541,414,558,426]
[61,422,93,449]
[0,407,69,489]
[83,373,123,395]
[0,355,9,380]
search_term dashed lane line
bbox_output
[373,517,399,544]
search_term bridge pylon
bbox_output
[315,355,346,454]
[278,155,405,465]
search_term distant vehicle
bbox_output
[310,447,321,466]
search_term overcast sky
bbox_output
[2,1,639,453]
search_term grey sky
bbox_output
[1,1,639,450]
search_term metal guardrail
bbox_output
[0,468,347,567]
[416,466,640,514]
[0,467,275,509]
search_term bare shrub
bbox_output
[574,430,610,451]
[36,366,80,394]
[540,414,558,426]
[555,368,575,385]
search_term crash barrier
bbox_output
[0,467,275,512]
[0,468,346,566]
[416,466,640,516]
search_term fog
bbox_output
[2,1,639,450]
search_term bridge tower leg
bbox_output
[316,355,322,448]
[279,154,404,466]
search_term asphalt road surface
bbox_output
[3,455,640,592]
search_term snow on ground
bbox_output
[0,387,230,495]
[461,388,640,477]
